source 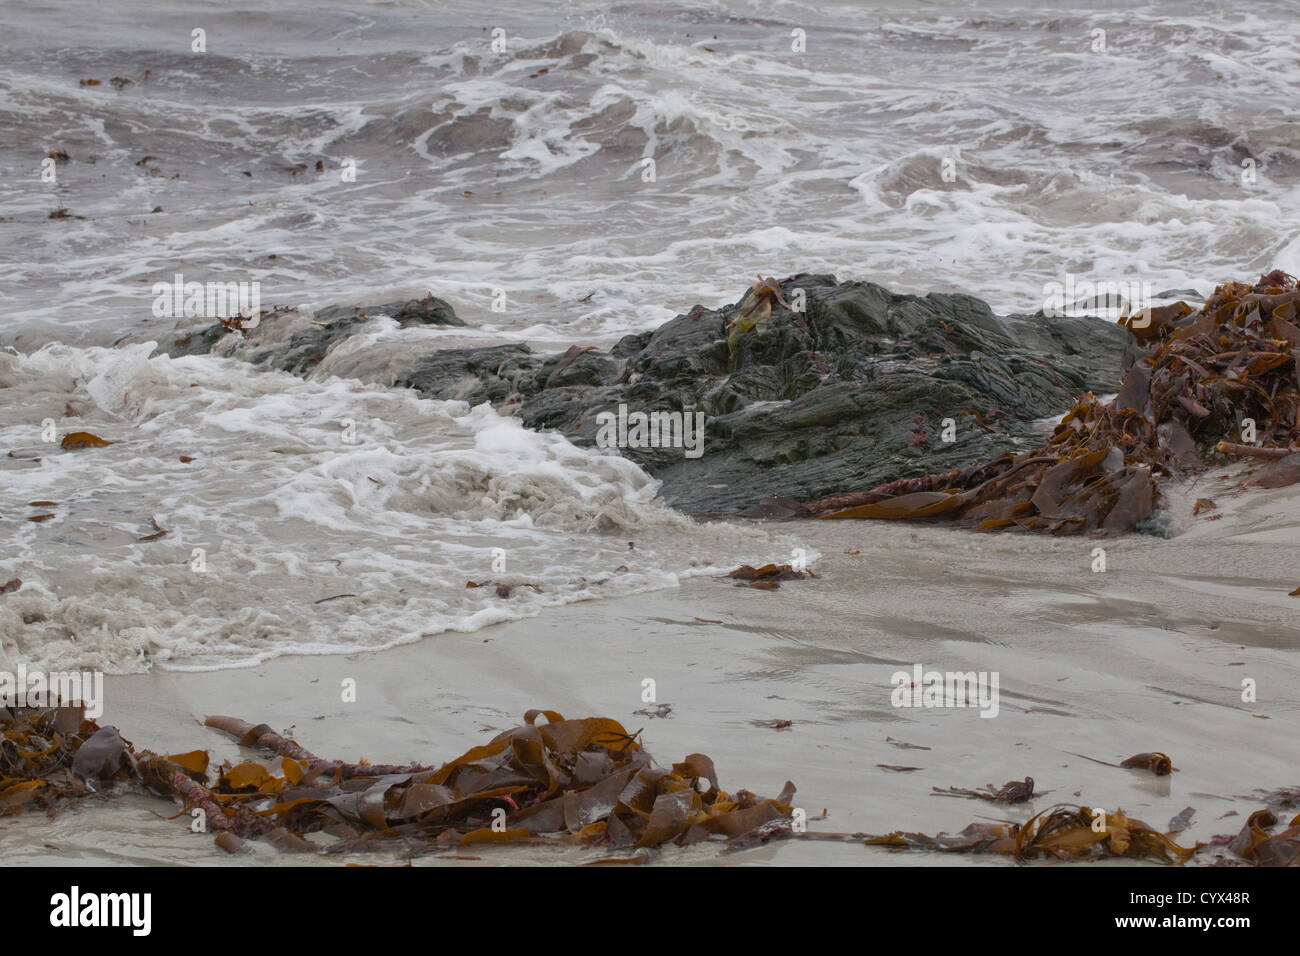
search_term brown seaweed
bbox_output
[932,777,1035,804]
[867,804,1198,863]
[1219,807,1300,866]
[807,272,1300,533]
[60,431,114,450]
[1064,750,1175,775]
[726,563,813,589]
[0,707,797,860]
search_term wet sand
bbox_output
[4,469,1297,866]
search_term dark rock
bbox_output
[163,294,464,373]
[313,294,463,329]
[395,344,542,404]
[168,321,238,358]
[166,276,1127,514]
[504,275,1126,512]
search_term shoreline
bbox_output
[6,472,1297,865]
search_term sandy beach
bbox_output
[4,0,1300,888]
[7,468,1295,866]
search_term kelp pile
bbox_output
[2,706,797,861]
[1,707,130,810]
[7,706,1297,864]
[807,271,1300,533]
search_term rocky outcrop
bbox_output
[166,276,1129,514]
[168,293,464,374]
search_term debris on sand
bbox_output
[1167,806,1196,833]
[809,272,1300,533]
[932,777,1035,804]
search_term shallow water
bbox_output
[0,342,793,671]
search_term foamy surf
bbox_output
[0,343,795,673]
[7,3,1300,352]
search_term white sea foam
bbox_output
[0,345,795,673]
[5,1,1299,351]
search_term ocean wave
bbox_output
[0,343,790,673]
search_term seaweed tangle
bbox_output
[866,805,1198,863]
[4,706,1295,864]
[1,706,796,861]
[806,271,1300,533]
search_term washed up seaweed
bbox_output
[867,804,1198,863]
[5,706,1296,864]
[807,272,1300,533]
[0,706,797,860]
[932,776,1035,804]
[1214,807,1300,866]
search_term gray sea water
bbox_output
[2,0,1298,672]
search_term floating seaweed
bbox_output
[726,563,813,590]
[60,431,114,450]
[807,272,1300,533]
